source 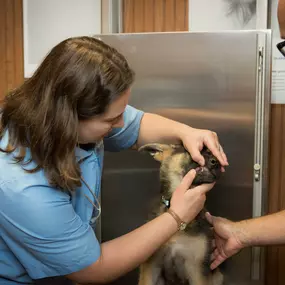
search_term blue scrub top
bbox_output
[0,105,144,284]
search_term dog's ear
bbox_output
[138,143,177,162]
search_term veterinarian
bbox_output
[0,37,228,284]
[206,0,285,271]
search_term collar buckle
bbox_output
[161,195,170,208]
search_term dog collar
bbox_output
[161,196,170,208]
[162,196,187,231]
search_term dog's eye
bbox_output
[210,158,217,165]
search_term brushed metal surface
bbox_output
[94,31,270,285]
[251,30,271,282]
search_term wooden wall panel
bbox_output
[154,0,164,32]
[0,0,24,100]
[134,0,144,32]
[165,0,175,31]
[265,104,285,285]
[144,0,154,31]
[122,0,189,33]
[175,0,189,31]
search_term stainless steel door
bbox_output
[96,31,271,285]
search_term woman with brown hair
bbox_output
[0,36,228,284]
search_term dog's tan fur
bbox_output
[138,143,224,285]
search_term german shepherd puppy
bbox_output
[138,143,224,285]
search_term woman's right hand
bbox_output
[67,169,214,285]
[170,169,215,224]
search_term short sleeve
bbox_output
[0,182,100,279]
[104,105,144,152]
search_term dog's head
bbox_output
[139,144,222,197]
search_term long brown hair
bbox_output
[0,36,134,191]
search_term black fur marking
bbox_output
[224,0,256,25]
[160,166,171,196]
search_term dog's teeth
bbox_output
[195,166,206,172]
[195,166,204,172]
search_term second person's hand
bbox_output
[205,212,246,270]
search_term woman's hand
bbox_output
[136,113,228,171]
[170,170,215,224]
[179,127,229,170]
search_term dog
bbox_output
[138,143,224,285]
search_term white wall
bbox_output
[23,0,101,78]
[271,0,285,104]
[189,0,256,31]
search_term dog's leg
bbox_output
[138,262,154,285]
[138,252,165,285]
[186,269,209,285]
[209,269,224,285]
[184,264,224,285]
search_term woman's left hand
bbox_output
[180,127,229,170]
